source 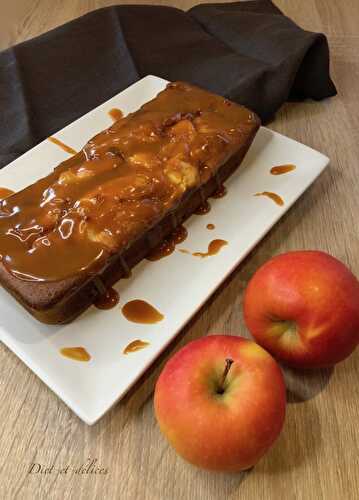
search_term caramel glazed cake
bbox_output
[0,82,260,323]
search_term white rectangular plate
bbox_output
[0,76,329,424]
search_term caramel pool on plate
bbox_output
[254,191,284,206]
[48,136,77,155]
[193,239,228,258]
[122,300,164,324]
[123,340,150,354]
[60,347,91,362]
[270,164,296,175]
[180,239,228,258]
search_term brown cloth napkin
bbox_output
[0,1,336,168]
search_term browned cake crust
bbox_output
[0,82,260,323]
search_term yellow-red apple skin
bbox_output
[243,251,359,368]
[154,335,286,472]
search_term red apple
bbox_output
[154,335,286,472]
[243,251,359,369]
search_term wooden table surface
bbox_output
[0,1,358,499]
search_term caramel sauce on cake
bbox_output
[0,82,256,283]
[146,225,187,261]
[123,339,150,354]
[194,201,211,215]
[108,108,124,122]
[270,164,296,175]
[254,191,284,206]
[60,347,91,362]
[211,185,227,198]
[94,287,119,309]
[122,300,164,324]
[48,136,77,155]
[0,188,15,201]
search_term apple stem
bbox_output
[218,358,234,394]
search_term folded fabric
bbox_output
[0,1,336,169]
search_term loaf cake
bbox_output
[0,82,260,323]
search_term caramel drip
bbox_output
[211,185,227,198]
[94,287,119,309]
[254,191,284,206]
[193,239,228,258]
[108,108,124,122]
[270,164,296,175]
[194,201,211,215]
[206,223,215,230]
[122,300,164,324]
[146,225,188,261]
[0,188,15,200]
[180,239,228,258]
[123,339,150,354]
[0,82,256,282]
[60,347,91,362]
[48,136,77,155]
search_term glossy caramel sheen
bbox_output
[60,347,91,362]
[254,191,284,206]
[94,287,120,309]
[0,82,256,282]
[123,339,150,354]
[270,164,296,175]
[122,300,164,324]
[0,188,15,200]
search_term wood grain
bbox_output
[1,1,358,499]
